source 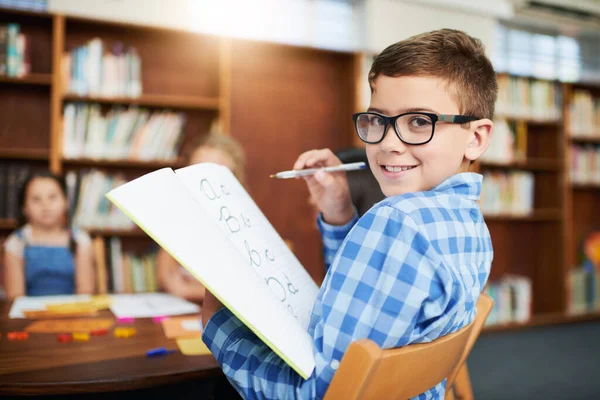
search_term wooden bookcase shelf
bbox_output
[483,310,600,333]
[570,136,600,144]
[0,148,49,161]
[479,159,560,171]
[87,228,147,238]
[0,73,52,85]
[62,94,220,110]
[62,158,186,169]
[0,219,17,230]
[484,209,563,222]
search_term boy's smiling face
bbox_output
[366,75,492,197]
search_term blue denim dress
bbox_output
[17,229,76,296]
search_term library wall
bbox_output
[229,40,355,281]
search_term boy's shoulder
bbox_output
[370,173,483,227]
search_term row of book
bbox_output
[568,267,600,314]
[484,275,532,326]
[0,0,46,11]
[94,237,159,294]
[0,162,39,221]
[62,103,185,161]
[63,38,142,98]
[0,23,31,77]
[480,171,535,216]
[66,169,134,230]
[496,75,562,121]
[570,145,600,185]
[479,118,528,164]
[568,90,600,138]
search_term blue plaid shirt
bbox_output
[203,172,493,399]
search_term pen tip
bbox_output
[269,174,275,178]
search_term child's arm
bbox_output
[202,206,452,399]
[74,231,95,294]
[157,248,205,302]
[3,251,25,299]
[3,233,26,298]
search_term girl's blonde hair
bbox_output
[188,133,246,185]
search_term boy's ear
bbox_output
[464,119,493,162]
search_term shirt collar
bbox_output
[431,172,482,201]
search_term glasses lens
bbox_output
[396,113,434,144]
[356,113,385,143]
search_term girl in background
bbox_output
[157,133,246,303]
[3,172,95,298]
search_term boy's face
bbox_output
[366,75,491,197]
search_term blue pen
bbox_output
[146,347,177,357]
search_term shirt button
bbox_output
[330,359,340,370]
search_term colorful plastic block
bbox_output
[7,331,28,341]
[114,327,136,338]
[117,317,135,324]
[57,333,73,343]
[72,332,90,342]
[90,328,109,336]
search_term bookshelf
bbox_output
[0,7,356,291]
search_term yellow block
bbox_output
[114,327,136,338]
[72,332,90,342]
[176,337,212,356]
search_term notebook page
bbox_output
[175,163,319,329]
[106,168,315,378]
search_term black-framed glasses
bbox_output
[352,112,480,145]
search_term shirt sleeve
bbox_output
[316,211,359,271]
[3,232,24,258]
[73,229,92,250]
[202,205,447,400]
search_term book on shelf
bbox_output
[569,232,600,313]
[570,144,600,185]
[0,0,47,12]
[484,275,532,326]
[568,89,600,138]
[0,23,31,78]
[496,75,561,121]
[106,163,319,379]
[66,169,135,231]
[480,171,535,216]
[62,38,142,98]
[0,162,42,221]
[480,118,528,164]
[62,103,185,161]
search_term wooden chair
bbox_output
[323,294,493,400]
[445,293,494,400]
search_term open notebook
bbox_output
[106,163,319,378]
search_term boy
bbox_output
[202,29,496,399]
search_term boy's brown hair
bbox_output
[369,29,498,120]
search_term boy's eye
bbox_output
[409,116,432,127]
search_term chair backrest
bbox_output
[324,319,474,400]
[446,293,494,388]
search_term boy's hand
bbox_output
[293,149,354,226]
[202,291,224,328]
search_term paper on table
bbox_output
[162,316,202,338]
[106,168,316,378]
[9,295,92,318]
[109,293,200,318]
[177,337,212,356]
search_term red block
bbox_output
[90,328,109,336]
[57,333,73,343]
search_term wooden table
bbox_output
[0,301,223,396]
